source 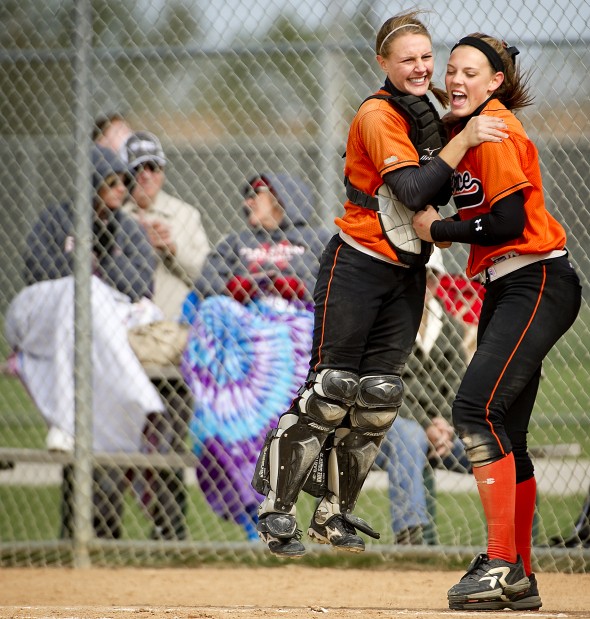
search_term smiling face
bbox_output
[131,161,165,209]
[377,33,434,97]
[445,45,504,117]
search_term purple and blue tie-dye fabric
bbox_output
[181,294,313,533]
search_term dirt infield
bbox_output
[1,566,589,619]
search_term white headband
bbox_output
[379,23,418,55]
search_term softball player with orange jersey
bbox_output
[413,34,582,611]
[252,11,507,560]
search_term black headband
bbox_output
[503,41,520,66]
[452,36,505,72]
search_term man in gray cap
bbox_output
[123,130,210,320]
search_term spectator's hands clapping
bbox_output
[225,271,307,304]
[426,416,455,458]
[226,275,258,303]
[140,216,177,255]
[271,275,306,301]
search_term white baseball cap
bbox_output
[124,130,167,170]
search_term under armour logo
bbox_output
[474,218,483,231]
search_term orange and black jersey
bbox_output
[450,99,566,278]
[336,90,421,262]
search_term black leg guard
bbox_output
[302,433,333,497]
[274,423,326,512]
[336,374,402,514]
[335,432,381,514]
[308,376,401,548]
[258,369,359,516]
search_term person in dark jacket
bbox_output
[23,144,156,302]
[194,173,331,305]
[10,144,164,540]
[182,172,332,540]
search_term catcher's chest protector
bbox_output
[368,92,447,160]
[349,93,447,267]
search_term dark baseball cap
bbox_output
[242,174,278,201]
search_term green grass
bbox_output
[0,481,584,550]
[0,375,46,449]
[533,304,590,420]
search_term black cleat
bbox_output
[257,513,305,558]
[448,553,530,610]
[503,573,542,611]
[449,572,542,611]
[308,514,365,553]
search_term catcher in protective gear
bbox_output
[251,10,507,559]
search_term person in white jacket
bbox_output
[123,130,210,320]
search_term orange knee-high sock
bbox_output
[515,476,536,575]
[473,452,517,563]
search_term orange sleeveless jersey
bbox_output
[336,91,420,262]
[451,100,566,278]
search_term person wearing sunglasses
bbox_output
[23,144,156,301]
[123,130,210,320]
[193,173,331,305]
[8,144,164,538]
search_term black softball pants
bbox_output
[308,235,426,377]
[452,254,582,481]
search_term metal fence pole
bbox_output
[71,0,94,569]
[318,47,343,223]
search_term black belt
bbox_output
[344,177,379,211]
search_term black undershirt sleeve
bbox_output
[383,156,454,211]
[430,191,526,246]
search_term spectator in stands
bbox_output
[23,144,156,302]
[193,172,328,305]
[113,129,208,540]
[123,130,210,320]
[182,172,332,540]
[379,247,470,545]
[7,144,165,538]
[92,111,133,154]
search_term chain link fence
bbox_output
[0,0,588,570]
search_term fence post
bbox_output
[72,0,94,569]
